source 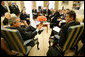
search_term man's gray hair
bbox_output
[8,16,18,25]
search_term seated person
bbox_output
[58,9,70,28]
[7,16,43,41]
[20,9,30,23]
[50,10,62,29]
[26,19,30,25]
[3,12,11,25]
[32,7,37,13]
[50,10,80,47]
[47,10,80,56]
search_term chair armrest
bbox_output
[23,39,33,46]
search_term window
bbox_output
[24,1,33,21]
[49,1,55,9]
[36,1,44,11]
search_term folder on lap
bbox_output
[53,26,61,33]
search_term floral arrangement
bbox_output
[36,15,47,22]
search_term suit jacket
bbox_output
[9,5,15,14]
[3,18,9,25]
[13,5,20,15]
[32,9,37,13]
[59,21,80,47]
[43,9,47,15]
[46,9,51,19]
[7,25,37,41]
[40,9,43,14]
[20,13,30,20]
[1,5,8,17]
[47,9,51,16]
[50,11,60,23]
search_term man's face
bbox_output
[1,1,5,5]
[14,2,16,5]
[63,10,66,14]
[65,14,73,23]
[6,14,11,19]
[23,10,26,14]
[14,19,21,27]
[10,2,12,5]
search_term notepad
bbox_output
[53,26,61,33]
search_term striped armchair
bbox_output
[63,23,84,52]
[1,26,39,55]
[49,23,84,56]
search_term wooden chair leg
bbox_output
[47,25,48,33]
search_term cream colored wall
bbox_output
[20,1,25,10]
[44,1,48,7]
[32,1,36,9]
[55,1,58,10]
[58,1,73,10]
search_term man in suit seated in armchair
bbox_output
[47,10,80,56]
[50,10,80,47]
[7,16,43,41]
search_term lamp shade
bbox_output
[36,15,47,21]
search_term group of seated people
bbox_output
[1,1,84,56]
[2,9,44,53]
[32,6,71,29]
[1,13,44,56]
[1,1,44,56]
[32,7,56,21]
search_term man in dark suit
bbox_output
[32,7,37,19]
[3,12,11,25]
[13,2,20,15]
[50,10,80,47]
[32,8,37,13]
[9,2,15,14]
[46,8,51,21]
[20,9,30,25]
[1,1,8,17]
[50,10,61,28]
[47,10,80,56]
[8,16,43,41]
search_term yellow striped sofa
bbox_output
[1,26,38,55]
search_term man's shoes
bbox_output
[38,30,43,34]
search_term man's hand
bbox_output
[37,24,43,30]
[59,22,61,27]
[27,18,30,20]
[23,20,28,27]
